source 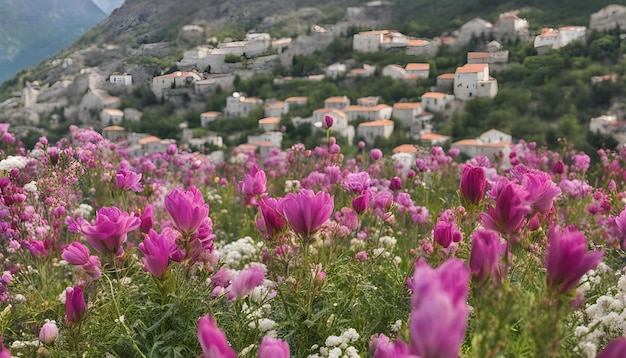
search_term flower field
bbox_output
[1,123,626,357]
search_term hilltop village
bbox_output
[2,2,626,164]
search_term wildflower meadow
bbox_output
[1,121,626,357]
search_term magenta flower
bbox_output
[460,164,486,205]
[197,314,236,358]
[480,182,531,237]
[257,196,286,238]
[342,172,371,194]
[409,258,470,358]
[164,186,209,235]
[62,242,91,265]
[65,286,86,326]
[114,169,143,192]
[433,221,462,248]
[0,338,10,358]
[598,337,626,358]
[389,177,402,191]
[230,265,266,299]
[352,191,370,214]
[82,207,141,255]
[238,164,267,204]
[546,225,604,294]
[140,204,154,234]
[283,189,334,238]
[322,114,334,130]
[259,337,290,358]
[521,169,561,213]
[469,229,502,282]
[370,148,383,161]
[138,230,172,279]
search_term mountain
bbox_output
[0,0,106,84]
[91,0,126,15]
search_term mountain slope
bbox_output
[0,0,106,83]
[92,0,126,14]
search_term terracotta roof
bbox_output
[351,69,367,73]
[358,119,394,127]
[265,101,285,108]
[405,63,430,71]
[393,144,419,153]
[456,63,489,73]
[358,30,390,35]
[253,141,279,147]
[409,39,429,46]
[468,52,490,59]
[242,98,262,103]
[346,104,391,112]
[393,102,422,109]
[325,96,350,103]
[237,143,258,151]
[437,73,455,79]
[421,133,450,141]
[452,139,480,146]
[259,117,280,124]
[103,125,125,131]
[103,108,123,116]
[422,92,447,99]
[313,108,347,117]
[285,96,307,102]
[201,111,221,117]
[155,71,200,79]
[441,36,456,44]
[138,136,161,145]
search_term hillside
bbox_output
[0,0,107,83]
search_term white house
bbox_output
[422,92,453,112]
[353,30,386,52]
[357,119,395,145]
[313,108,349,130]
[100,108,124,126]
[534,27,586,53]
[420,133,451,146]
[589,114,617,134]
[151,71,202,97]
[348,64,376,78]
[590,5,626,33]
[102,126,127,142]
[451,129,513,160]
[406,38,441,58]
[405,63,430,79]
[326,63,347,78]
[345,104,392,122]
[264,101,289,118]
[493,11,529,42]
[454,63,498,100]
[357,96,380,107]
[382,64,407,80]
[455,18,493,48]
[201,111,221,127]
[248,131,283,147]
[392,102,423,128]
[109,73,132,85]
[436,73,455,92]
[259,117,281,132]
[224,92,263,118]
[324,96,351,110]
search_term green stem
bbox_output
[104,275,147,358]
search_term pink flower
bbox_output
[342,172,371,194]
[164,186,209,235]
[546,225,604,294]
[409,258,470,358]
[521,169,561,213]
[283,189,334,238]
[140,204,154,234]
[0,338,10,358]
[259,337,290,358]
[389,177,402,191]
[238,164,267,204]
[114,169,143,192]
[480,181,531,237]
[230,265,266,299]
[139,230,172,279]
[460,164,486,205]
[322,115,334,130]
[62,242,91,265]
[197,314,236,358]
[370,148,383,161]
[82,207,141,255]
[598,337,626,358]
[257,196,286,238]
[65,286,86,325]
[352,191,370,214]
[433,221,462,248]
[39,321,59,344]
[469,229,502,282]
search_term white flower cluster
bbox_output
[242,301,277,337]
[0,156,28,171]
[11,339,40,349]
[23,181,38,193]
[285,180,301,193]
[205,187,223,205]
[73,203,93,218]
[216,236,259,267]
[574,266,624,358]
[307,328,361,358]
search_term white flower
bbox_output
[390,320,402,333]
[325,335,342,347]
[23,181,37,193]
[327,347,342,358]
[344,346,359,358]
[73,204,93,217]
[379,236,397,248]
[0,156,28,171]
